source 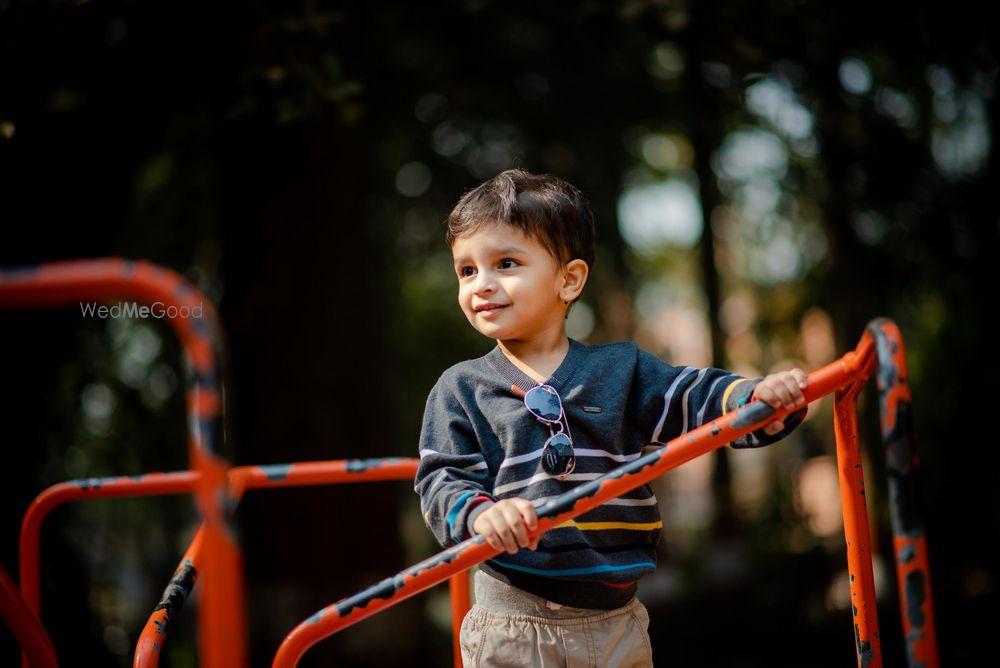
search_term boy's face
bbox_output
[451,222,569,344]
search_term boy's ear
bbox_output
[560,259,589,303]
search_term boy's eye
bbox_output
[459,266,476,277]
[498,258,519,270]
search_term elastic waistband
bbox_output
[478,562,637,610]
[473,570,640,621]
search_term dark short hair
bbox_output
[445,169,596,268]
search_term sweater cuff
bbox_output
[725,378,806,448]
[464,497,495,541]
[722,378,756,414]
[744,406,806,447]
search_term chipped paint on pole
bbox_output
[835,379,883,668]
[868,318,940,668]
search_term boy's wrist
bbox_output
[466,497,495,538]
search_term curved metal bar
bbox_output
[20,461,424,623]
[272,355,863,667]
[0,563,57,668]
[15,460,429,666]
[0,258,245,668]
[19,472,200,619]
[134,528,205,668]
[133,458,430,667]
[867,318,940,667]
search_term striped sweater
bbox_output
[415,339,793,609]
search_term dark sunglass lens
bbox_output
[525,386,562,422]
[542,433,575,475]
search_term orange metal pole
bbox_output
[0,563,57,668]
[448,572,471,668]
[134,528,205,668]
[834,375,883,668]
[226,459,422,500]
[0,259,246,668]
[867,319,939,667]
[271,355,862,668]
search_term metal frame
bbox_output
[1,259,939,667]
[1,259,245,667]
[131,459,471,668]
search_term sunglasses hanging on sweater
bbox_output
[523,384,576,479]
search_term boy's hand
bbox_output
[752,369,808,435]
[472,498,539,554]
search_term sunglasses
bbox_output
[523,384,576,479]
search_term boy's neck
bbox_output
[497,333,570,384]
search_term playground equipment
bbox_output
[1,259,243,668]
[1,259,939,667]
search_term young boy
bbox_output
[415,169,807,667]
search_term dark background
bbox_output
[1,0,997,665]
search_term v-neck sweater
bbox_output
[415,339,789,609]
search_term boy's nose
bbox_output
[473,271,496,294]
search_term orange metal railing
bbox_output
[0,258,937,668]
[834,335,882,664]
[9,458,469,668]
[134,526,205,666]
[132,459,471,668]
[19,471,201,629]
[1,259,246,668]
[867,319,938,665]
[0,260,470,668]
[270,319,939,668]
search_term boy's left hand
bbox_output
[752,369,808,435]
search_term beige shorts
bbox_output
[460,570,654,668]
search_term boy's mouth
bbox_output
[474,303,508,314]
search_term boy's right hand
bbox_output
[472,498,539,554]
